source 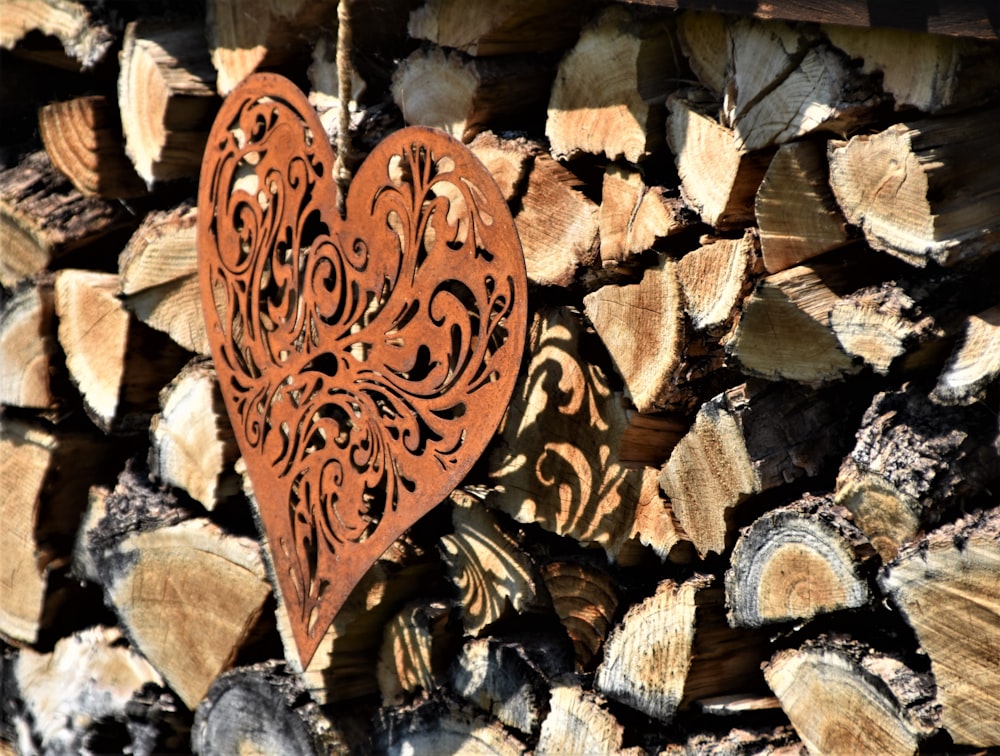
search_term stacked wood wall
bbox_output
[2,1,1000,754]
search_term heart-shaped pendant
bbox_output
[197,73,527,666]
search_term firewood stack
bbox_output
[3,0,999,753]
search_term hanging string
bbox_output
[334,0,353,215]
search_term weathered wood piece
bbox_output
[932,303,1000,405]
[536,679,643,756]
[725,493,875,627]
[677,229,761,336]
[835,384,1000,560]
[677,10,728,95]
[879,507,1000,747]
[119,21,218,186]
[539,560,619,671]
[489,307,690,562]
[149,358,239,511]
[828,109,1000,267]
[377,601,454,705]
[38,96,147,199]
[0,0,114,69]
[660,381,853,558]
[661,724,801,755]
[54,269,189,435]
[118,203,207,355]
[0,276,63,411]
[666,89,772,230]
[547,6,684,163]
[452,634,571,736]
[0,151,136,287]
[583,255,684,414]
[468,130,537,203]
[375,697,526,755]
[764,636,940,755]
[595,575,769,723]
[408,0,584,56]
[755,140,850,273]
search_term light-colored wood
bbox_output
[599,164,694,269]
[879,507,1000,747]
[828,109,1000,267]
[39,96,147,199]
[392,46,553,143]
[660,381,852,557]
[440,491,538,636]
[933,303,1000,405]
[0,276,62,410]
[595,575,768,723]
[408,0,583,56]
[55,269,189,434]
[539,560,618,671]
[677,229,761,335]
[583,255,684,414]
[835,385,999,561]
[0,151,136,288]
[755,140,850,273]
[378,601,453,705]
[764,637,939,756]
[536,679,643,756]
[468,131,539,203]
[677,10,728,95]
[118,203,207,355]
[666,89,772,230]
[149,358,239,511]
[722,18,881,152]
[0,0,114,69]
[547,6,684,162]
[725,494,875,627]
[375,698,527,755]
[489,307,690,562]
[119,20,218,187]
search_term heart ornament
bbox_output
[198,73,527,667]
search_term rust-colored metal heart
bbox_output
[197,73,527,667]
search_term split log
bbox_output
[755,140,851,273]
[879,507,1000,747]
[583,255,684,414]
[452,634,572,736]
[835,384,1000,560]
[677,228,761,336]
[149,358,239,512]
[539,560,619,671]
[0,151,137,287]
[932,303,1000,405]
[823,24,1000,113]
[676,10,728,95]
[377,600,455,705]
[721,18,881,152]
[38,96,147,199]
[599,163,695,269]
[408,0,584,56]
[468,130,538,203]
[594,574,769,722]
[54,269,190,435]
[666,89,772,230]
[0,276,65,411]
[536,679,642,756]
[391,46,554,142]
[828,108,1000,267]
[725,493,876,628]
[0,417,117,646]
[546,6,684,163]
[0,0,114,70]
[764,636,940,755]
[192,661,366,755]
[86,468,273,710]
[440,492,539,636]
[118,203,207,355]
[618,411,688,469]
[659,380,855,558]
[375,697,526,755]
[12,625,187,754]
[489,307,691,562]
[118,21,219,187]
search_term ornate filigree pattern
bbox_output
[198,73,527,666]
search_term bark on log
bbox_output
[725,493,875,628]
[118,202,207,355]
[879,507,1000,747]
[119,21,219,187]
[0,276,65,411]
[659,381,854,558]
[828,109,1000,267]
[764,636,940,756]
[536,679,643,756]
[539,560,619,671]
[546,6,684,163]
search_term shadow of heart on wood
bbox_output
[197,73,528,667]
